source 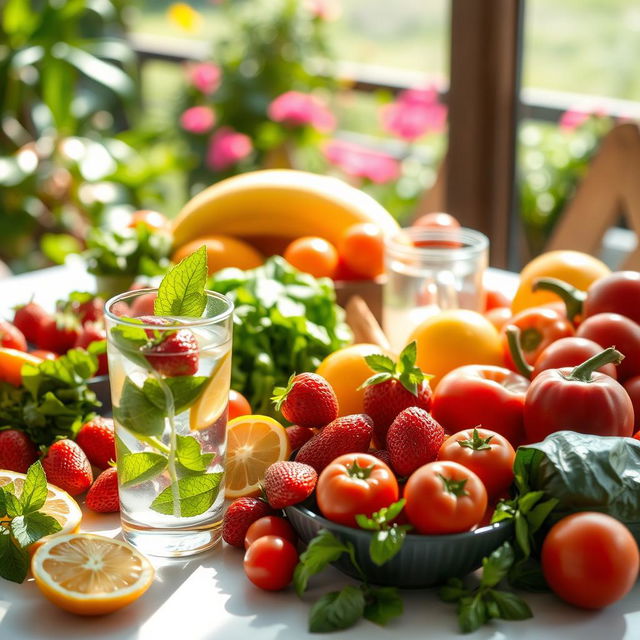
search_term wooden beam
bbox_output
[446,0,523,268]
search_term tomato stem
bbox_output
[347,460,374,479]
[532,278,586,325]
[458,428,493,451]
[437,473,469,497]
[566,347,624,382]
[505,326,534,380]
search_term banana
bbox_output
[171,169,400,248]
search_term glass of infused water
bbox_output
[104,288,233,557]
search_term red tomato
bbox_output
[437,428,515,499]
[623,376,640,432]
[127,209,169,231]
[338,223,384,279]
[485,307,512,332]
[411,212,462,248]
[412,212,460,231]
[404,460,487,534]
[431,365,529,448]
[243,535,298,591]
[229,390,251,421]
[316,453,399,527]
[484,288,511,312]
[542,512,639,609]
[532,337,617,379]
[244,516,297,549]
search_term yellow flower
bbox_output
[167,3,202,32]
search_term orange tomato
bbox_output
[412,212,460,230]
[127,210,169,232]
[283,236,338,278]
[0,348,43,386]
[229,389,251,421]
[338,223,384,279]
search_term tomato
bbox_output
[431,365,528,447]
[484,287,511,311]
[404,460,487,534]
[229,389,251,421]
[127,209,169,232]
[243,535,298,591]
[412,212,460,231]
[244,516,297,549]
[541,512,639,609]
[316,453,399,527]
[411,212,462,248]
[532,337,618,379]
[338,223,384,278]
[437,428,515,499]
[283,236,338,279]
[623,376,640,432]
[485,307,512,332]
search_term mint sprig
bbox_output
[150,472,223,517]
[355,499,411,566]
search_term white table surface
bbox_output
[1,263,639,640]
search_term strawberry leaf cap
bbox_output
[271,373,296,411]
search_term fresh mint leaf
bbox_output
[481,542,514,588]
[143,376,209,415]
[19,461,48,514]
[362,586,403,626]
[399,341,417,372]
[109,322,151,368]
[150,472,223,517]
[119,452,168,487]
[5,492,22,518]
[458,594,487,634]
[0,489,6,518]
[114,377,165,437]
[0,531,29,583]
[364,354,396,373]
[308,586,365,633]
[369,526,408,567]
[175,435,214,474]
[154,245,208,317]
[11,512,61,548]
[489,589,533,620]
[88,339,107,356]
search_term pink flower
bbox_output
[558,107,611,132]
[304,0,341,20]
[381,87,447,141]
[206,127,253,171]
[187,62,221,95]
[323,139,400,184]
[268,91,336,133]
[180,106,216,134]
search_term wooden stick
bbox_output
[345,295,391,350]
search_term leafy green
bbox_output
[209,257,351,416]
[118,452,168,488]
[308,587,365,633]
[175,435,215,474]
[150,472,224,518]
[362,585,404,626]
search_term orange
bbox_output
[0,348,43,387]
[338,223,384,278]
[408,310,503,388]
[225,415,289,498]
[512,250,610,314]
[316,343,394,416]
[283,236,338,278]
[172,235,263,276]
[31,534,154,615]
[127,209,169,232]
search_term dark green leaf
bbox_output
[19,461,48,514]
[150,472,223,517]
[527,498,559,534]
[175,435,214,473]
[0,532,29,583]
[308,586,365,633]
[515,512,530,557]
[113,378,164,437]
[481,542,514,588]
[0,489,5,518]
[118,452,168,487]
[458,595,487,634]
[11,512,61,548]
[508,557,548,592]
[489,589,533,620]
[369,527,407,566]
[363,586,403,625]
[438,578,471,603]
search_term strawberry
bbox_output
[76,296,104,325]
[13,301,51,344]
[222,497,274,548]
[387,407,445,477]
[0,321,27,351]
[75,417,115,470]
[263,461,318,509]
[130,292,157,317]
[361,341,433,448]
[286,425,316,452]
[36,313,81,354]
[42,439,93,496]
[272,373,338,428]
[295,414,373,473]
[85,467,119,513]
[74,323,108,375]
[369,449,392,469]
[0,430,38,473]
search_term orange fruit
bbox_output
[283,236,339,278]
[127,209,169,232]
[316,343,394,416]
[31,534,154,615]
[172,235,263,276]
[0,348,43,386]
[338,223,384,278]
[225,415,290,498]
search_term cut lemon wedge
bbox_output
[0,470,81,546]
[31,534,154,615]
[224,415,290,498]
[190,351,232,431]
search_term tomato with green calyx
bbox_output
[316,453,399,527]
[244,516,297,549]
[243,535,298,591]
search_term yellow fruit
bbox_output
[0,348,42,387]
[31,534,154,616]
[316,343,394,416]
[0,470,81,547]
[408,310,503,388]
[171,169,400,249]
[190,351,232,431]
[172,235,263,275]
[224,415,290,498]
[512,250,610,314]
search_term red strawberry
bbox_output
[222,497,274,548]
[75,417,115,470]
[286,425,316,452]
[74,323,108,375]
[76,296,104,325]
[387,407,445,477]
[36,313,81,354]
[272,373,338,428]
[130,292,157,317]
[369,449,392,468]
[42,439,93,496]
[13,301,51,345]
[295,414,373,473]
[85,467,119,513]
[362,342,433,448]
[263,461,318,509]
[0,430,38,473]
[0,321,27,351]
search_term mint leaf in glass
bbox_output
[113,378,165,437]
[175,435,215,474]
[143,376,208,414]
[150,472,223,517]
[119,452,168,487]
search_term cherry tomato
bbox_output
[412,212,460,231]
[485,307,512,332]
[338,223,384,278]
[411,212,462,248]
[244,516,297,549]
[316,452,399,527]
[532,337,617,379]
[542,512,639,609]
[127,209,169,231]
[283,236,338,279]
[623,376,640,433]
[404,460,487,534]
[437,428,515,499]
[229,389,251,421]
[484,287,511,311]
[243,535,298,591]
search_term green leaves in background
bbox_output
[150,472,223,518]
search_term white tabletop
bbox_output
[1,263,639,639]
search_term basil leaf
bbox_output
[155,245,208,317]
[114,377,165,437]
[362,586,403,626]
[458,595,487,634]
[150,472,223,517]
[515,512,531,557]
[0,531,29,583]
[527,498,559,534]
[481,542,514,588]
[20,461,48,514]
[354,513,378,531]
[308,586,365,633]
[489,589,533,620]
[369,526,407,567]
[508,557,548,592]
[118,452,168,487]
[517,490,545,515]
[438,578,470,603]
[11,512,61,548]
[175,435,214,474]
[379,498,406,524]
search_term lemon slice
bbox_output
[224,415,290,498]
[189,350,232,431]
[31,533,155,615]
[0,470,81,546]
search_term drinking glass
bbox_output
[104,289,233,557]
[383,227,489,352]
